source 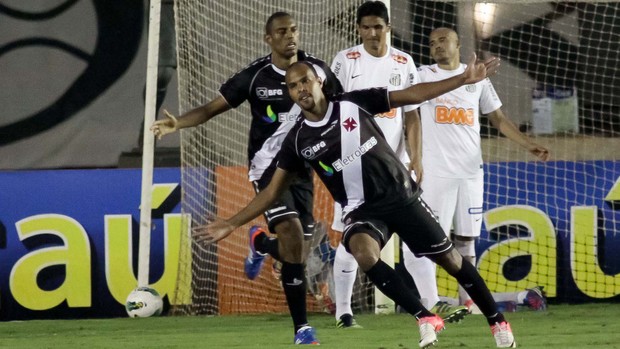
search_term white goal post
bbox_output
[138,0,162,288]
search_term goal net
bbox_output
[170,0,620,315]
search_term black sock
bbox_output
[365,260,432,319]
[280,262,308,332]
[452,259,503,324]
[254,233,280,261]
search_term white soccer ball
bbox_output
[125,287,163,318]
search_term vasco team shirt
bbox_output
[331,44,420,166]
[417,63,502,178]
[219,50,342,181]
[277,88,419,217]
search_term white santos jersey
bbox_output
[417,63,502,178]
[331,44,420,166]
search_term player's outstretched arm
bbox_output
[487,108,550,161]
[150,96,231,140]
[389,54,500,107]
[192,168,296,244]
[405,109,423,184]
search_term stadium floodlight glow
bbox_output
[474,3,497,39]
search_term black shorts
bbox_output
[342,197,453,257]
[253,175,315,239]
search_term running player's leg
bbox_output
[280,178,318,340]
[342,214,444,348]
[248,176,318,343]
[332,204,360,328]
[396,197,514,347]
[452,172,484,307]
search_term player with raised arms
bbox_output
[194,56,519,348]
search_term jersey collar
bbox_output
[303,102,334,127]
[269,50,307,76]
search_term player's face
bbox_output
[429,29,460,64]
[357,16,390,53]
[286,65,324,112]
[265,16,299,59]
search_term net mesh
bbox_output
[171,0,620,315]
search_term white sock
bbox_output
[402,246,439,310]
[333,243,358,320]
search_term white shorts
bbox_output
[420,171,484,238]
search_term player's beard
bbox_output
[298,96,315,111]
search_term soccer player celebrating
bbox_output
[402,27,549,320]
[194,57,519,348]
[329,1,468,328]
[150,12,342,345]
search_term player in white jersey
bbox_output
[402,27,550,314]
[328,1,468,328]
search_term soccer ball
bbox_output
[125,287,163,318]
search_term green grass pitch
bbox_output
[1,303,619,348]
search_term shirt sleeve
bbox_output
[315,60,344,95]
[341,88,391,116]
[218,67,254,108]
[479,78,503,114]
[403,58,422,112]
[330,52,348,91]
[276,128,306,174]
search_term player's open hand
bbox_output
[192,218,236,245]
[150,109,179,140]
[462,53,500,84]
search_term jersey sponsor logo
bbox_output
[351,74,362,79]
[435,105,475,126]
[256,87,283,99]
[342,117,358,132]
[319,161,334,176]
[278,112,297,122]
[346,51,361,59]
[465,84,477,93]
[301,140,327,160]
[389,73,401,86]
[263,105,277,123]
[263,105,296,123]
[391,54,408,64]
[375,108,396,119]
[332,136,378,172]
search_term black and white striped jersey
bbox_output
[277,88,420,218]
[219,50,341,181]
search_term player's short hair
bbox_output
[357,1,389,25]
[265,12,292,35]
